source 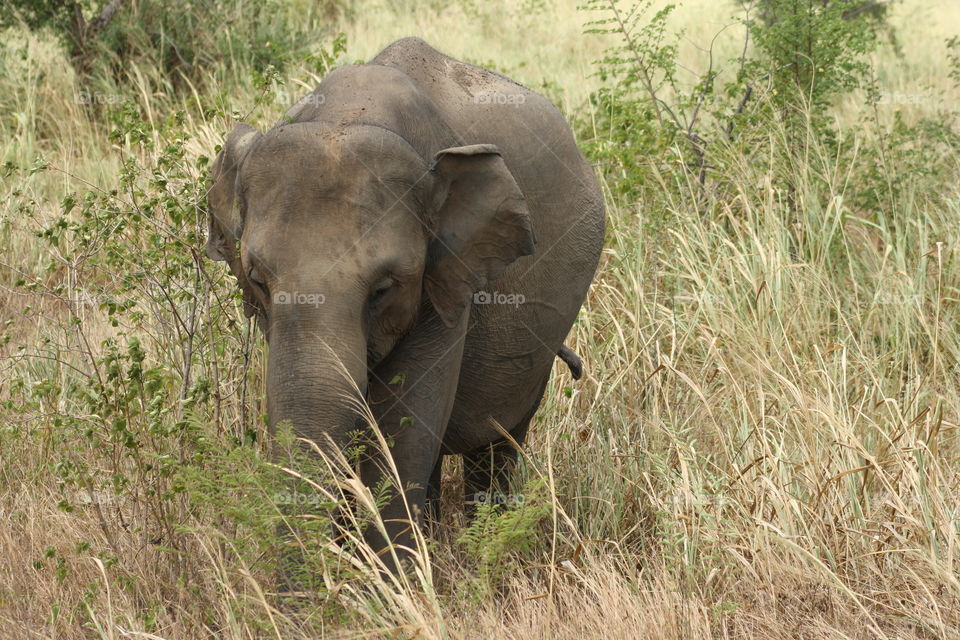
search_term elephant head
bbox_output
[206,121,535,450]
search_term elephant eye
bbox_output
[247,266,270,298]
[369,277,394,304]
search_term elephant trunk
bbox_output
[265,311,369,457]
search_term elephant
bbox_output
[206,37,605,565]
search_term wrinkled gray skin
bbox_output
[207,38,604,565]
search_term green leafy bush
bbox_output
[456,478,551,599]
[744,0,880,129]
[1,0,341,89]
[577,0,956,224]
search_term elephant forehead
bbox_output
[240,126,432,227]
[243,213,426,290]
[242,123,429,189]
[241,184,428,275]
[245,194,425,260]
[243,176,425,227]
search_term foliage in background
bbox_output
[455,478,551,600]
[742,0,895,26]
[578,0,689,208]
[744,0,879,129]
[577,0,956,225]
[1,0,342,92]
[0,0,124,59]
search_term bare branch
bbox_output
[86,0,123,38]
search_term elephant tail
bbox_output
[557,345,583,380]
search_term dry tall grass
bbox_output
[2,1,960,638]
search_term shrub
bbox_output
[743,0,880,130]
[1,0,341,89]
[575,0,955,224]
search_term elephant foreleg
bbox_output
[359,306,468,569]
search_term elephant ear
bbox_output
[423,144,536,327]
[206,123,261,261]
[206,123,263,317]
